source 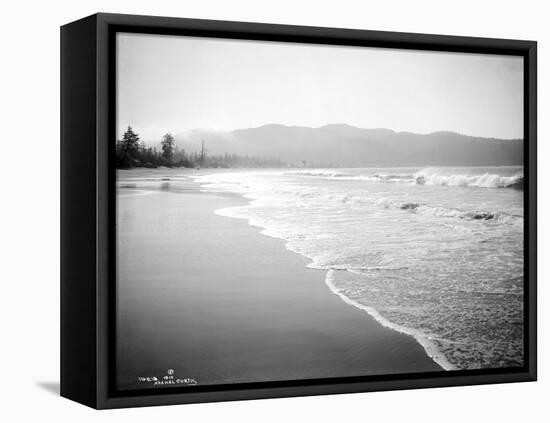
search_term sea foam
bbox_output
[325,270,456,371]
[414,168,524,188]
[192,168,525,370]
[290,167,524,189]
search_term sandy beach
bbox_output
[116,169,442,390]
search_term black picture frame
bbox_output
[60,12,537,409]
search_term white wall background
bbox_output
[0,0,546,421]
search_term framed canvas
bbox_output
[60,13,537,409]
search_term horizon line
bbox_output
[118,122,523,143]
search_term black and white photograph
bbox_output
[2,0,547,419]
[115,32,525,390]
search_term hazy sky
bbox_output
[117,33,523,142]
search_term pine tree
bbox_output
[161,133,175,164]
[120,126,140,156]
[116,126,141,168]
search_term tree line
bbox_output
[116,126,286,169]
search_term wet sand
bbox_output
[116,170,442,390]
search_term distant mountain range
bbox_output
[174,124,522,167]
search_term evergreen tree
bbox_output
[114,127,287,169]
[116,126,141,167]
[161,133,175,164]
[120,126,140,156]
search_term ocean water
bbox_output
[193,166,524,371]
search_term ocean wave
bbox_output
[414,168,524,189]
[193,170,524,370]
[419,205,522,225]
[289,170,351,178]
[290,168,524,189]
[289,170,410,183]
[341,195,522,226]
[325,270,456,371]
[196,174,522,227]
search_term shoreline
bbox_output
[196,176,454,371]
[116,169,443,390]
[191,167,523,371]
[324,271,456,371]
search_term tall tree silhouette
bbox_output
[115,126,286,169]
[199,139,206,168]
[116,126,141,168]
[161,133,175,164]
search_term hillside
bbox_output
[174,124,522,167]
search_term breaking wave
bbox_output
[339,195,522,227]
[193,168,524,371]
[290,168,524,189]
[414,168,524,189]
